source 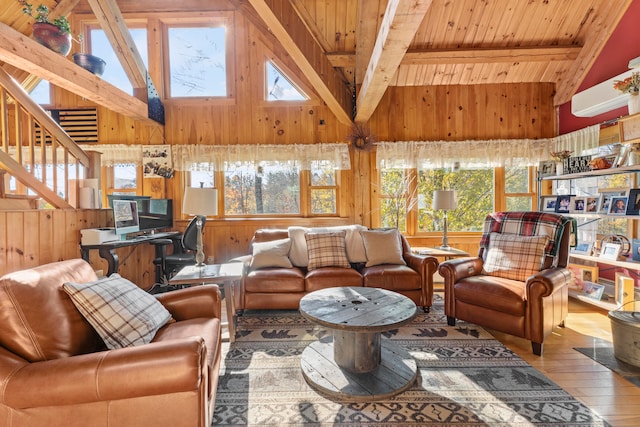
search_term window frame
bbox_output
[161,13,236,103]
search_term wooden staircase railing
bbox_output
[0,67,94,209]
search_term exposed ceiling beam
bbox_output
[553,0,634,106]
[0,22,158,126]
[47,0,81,21]
[86,0,149,99]
[247,0,353,126]
[328,45,582,68]
[355,0,433,123]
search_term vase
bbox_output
[555,162,563,176]
[32,22,72,56]
[629,92,640,115]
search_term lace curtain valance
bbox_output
[82,143,351,171]
[375,125,601,169]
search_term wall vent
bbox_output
[36,108,98,144]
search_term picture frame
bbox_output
[598,189,628,214]
[584,282,605,301]
[567,263,599,292]
[632,238,640,262]
[540,196,558,212]
[626,188,640,216]
[538,160,556,178]
[607,196,628,215]
[569,196,586,213]
[554,195,571,213]
[600,242,622,260]
[585,196,600,213]
[614,272,635,306]
[571,242,593,255]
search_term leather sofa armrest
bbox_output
[156,285,222,320]
[526,267,573,299]
[2,338,207,409]
[438,257,484,284]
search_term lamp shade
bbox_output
[182,187,218,216]
[433,190,457,211]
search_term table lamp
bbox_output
[433,190,457,250]
[182,187,218,267]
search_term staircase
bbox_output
[0,67,96,210]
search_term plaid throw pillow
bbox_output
[63,274,172,350]
[482,233,548,281]
[305,231,351,270]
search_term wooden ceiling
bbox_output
[0,0,634,126]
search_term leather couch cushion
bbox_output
[154,317,221,370]
[305,267,362,292]
[0,259,103,362]
[482,233,548,281]
[454,275,526,316]
[360,229,406,267]
[245,267,305,293]
[250,238,292,269]
[63,274,173,349]
[305,231,351,270]
[362,264,420,291]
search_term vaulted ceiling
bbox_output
[0,0,634,127]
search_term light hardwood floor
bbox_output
[488,299,640,427]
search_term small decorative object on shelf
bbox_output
[563,155,591,174]
[614,71,640,115]
[550,150,573,175]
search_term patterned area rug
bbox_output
[213,297,610,426]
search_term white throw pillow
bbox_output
[250,238,293,269]
[360,229,406,267]
[62,274,172,350]
[481,233,548,281]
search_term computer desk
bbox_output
[80,231,180,276]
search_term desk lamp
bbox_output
[182,187,218,267]
[433,190,457,250]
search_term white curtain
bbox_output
[171,143,351,171]
[83,144,144,166]
[375,125,601,169]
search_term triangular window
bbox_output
[266,61,308,101]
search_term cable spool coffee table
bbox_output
[299,286,418,401]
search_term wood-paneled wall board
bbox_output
[21,210,40,268]
[5,212,25,270]
[0,212,6,275]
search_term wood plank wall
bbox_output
[1,1,557,286]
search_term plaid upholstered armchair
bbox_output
[438,212,574,355]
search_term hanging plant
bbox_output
[348,123,375,150]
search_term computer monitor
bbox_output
[112,200,140,240]
[138,199,174,231]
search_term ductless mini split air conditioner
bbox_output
[571,69,635,117]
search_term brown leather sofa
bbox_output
[239,228,438,311]
[0,259,222,427]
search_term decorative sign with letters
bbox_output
[563,155,591,174]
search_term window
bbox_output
[504,166,536,212]
[89,28,148,95]
[105,163,140,198]
[266,61,307,101]
[167,26,227,97]
[224,161,300,215]
[29,79,50,105]
[309,160,337,215]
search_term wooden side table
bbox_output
[411,246,470,260]
[169,263,245,342]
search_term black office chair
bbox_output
[151,215,206,287]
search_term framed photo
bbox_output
[567,264,599,292]
[626,188,640,215]
[554,195,571,213]
[538,160,556,178]
[632,238,640,261]
[540,196,558,212]
[598,189,628,214]
[614,272,635,306]
[585,196,600,213]
[584,282,605,301]
[571,242,593,255]
[600,242,622,260]
[569,196,586,213]
[608,196,628,215]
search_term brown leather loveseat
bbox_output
[238,226,438,311]
[0,259,222,427]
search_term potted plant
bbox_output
[19,1,72,56]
